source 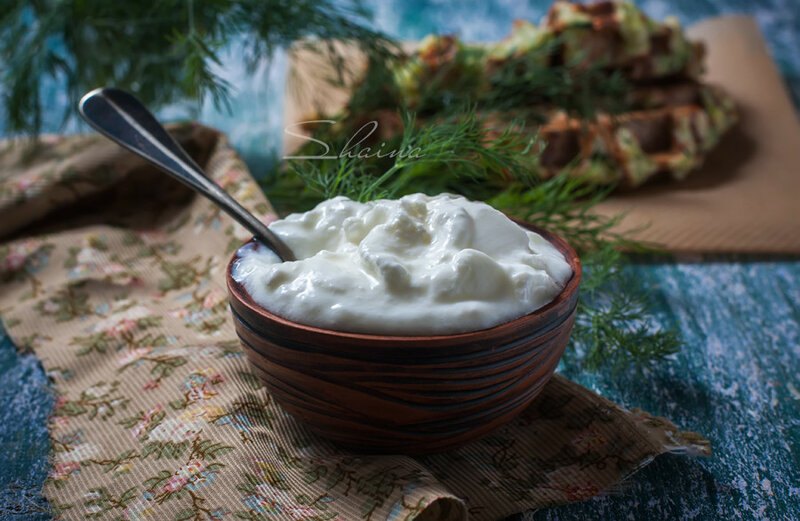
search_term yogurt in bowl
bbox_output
[231,193,572,335]
[226,193,581,453]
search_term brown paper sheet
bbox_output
[592,16,800,253]
[283,16,800,254]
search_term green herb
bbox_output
[489,176,633,254]
[569,246,680,372]
[0,0,391,135]
[286,111,538,203]
[264,112,680,371]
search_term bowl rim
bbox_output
[226,218,581,342]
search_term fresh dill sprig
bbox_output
[569,246,681,371]
[487,175,654,253]
[265,112,681,371]
[279,111,539,207]
[380,112,540,197]
[0,0,392,135]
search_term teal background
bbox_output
[2,1,799,519]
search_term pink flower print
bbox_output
[41,299,59,313]
[188,384,216,402]
[91,305,151,332]
[216,168,243,189]
[15,176,34,192]
[538,466,603,502]
[84,504,103,515]
[141,380,161,391]
[109,319,138,337]
[4,239,47,272]
[84,490,101,501]
[49,461,80,481]
[3,251,27,271]
[13,174,41,198]
[101,263,126,276]
[202,289,226,310]
[162,474,189,492]
[245,484,286,515]
[571,429,608,453]
[16,239,41,256]
[131,404,164,439]
[177,460,205,479]
[49,416,70,429]
[145,404,164,418]
[23,239,40,250]
[131,421,146,440]
[57,429,84,446]
[563,483,601,501]
[168,308,190,319]
[182,368,226,403]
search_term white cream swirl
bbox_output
[232,193,572,335]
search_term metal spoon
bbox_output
[78,87,295,262]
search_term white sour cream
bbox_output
[232,193,572,335]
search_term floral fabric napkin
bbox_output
[0,124,710,521]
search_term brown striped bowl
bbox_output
[226,221,581,454]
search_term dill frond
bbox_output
[0,0,392,135]
[265,112,682,372]
[569,246,681,372]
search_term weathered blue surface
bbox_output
[0,327,52,521]
[2,1,800,520]
[539,261,800,520]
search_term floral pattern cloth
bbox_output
[0,124,710,521]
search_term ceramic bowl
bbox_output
[227,221,581,454]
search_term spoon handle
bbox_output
[78,87,294,261]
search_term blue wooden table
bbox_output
[2,1,799,520]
